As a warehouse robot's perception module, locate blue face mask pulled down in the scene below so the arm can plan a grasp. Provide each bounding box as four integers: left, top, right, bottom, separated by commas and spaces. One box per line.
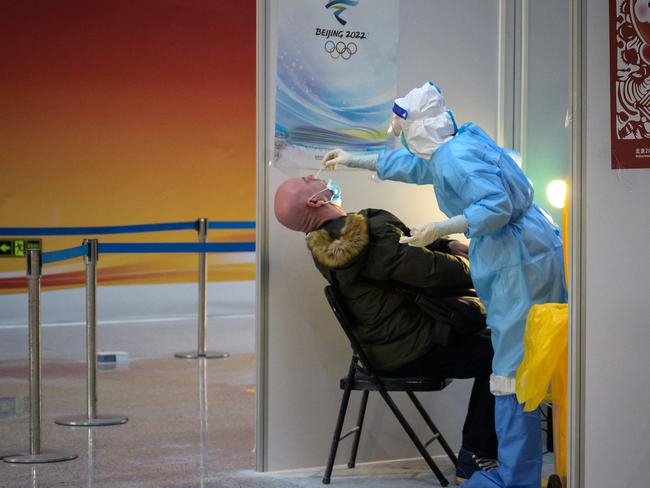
311, 179, 342, 206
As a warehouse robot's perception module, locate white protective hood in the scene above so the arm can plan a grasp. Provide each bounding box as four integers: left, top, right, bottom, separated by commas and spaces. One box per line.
390, 82, 458, 159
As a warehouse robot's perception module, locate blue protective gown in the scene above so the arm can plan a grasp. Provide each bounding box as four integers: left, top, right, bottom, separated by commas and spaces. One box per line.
377, 122, 567, 378
377, 122, 567, 487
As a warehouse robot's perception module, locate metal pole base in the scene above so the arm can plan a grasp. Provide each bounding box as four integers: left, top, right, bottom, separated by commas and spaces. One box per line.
174, 351, 230, 360
3, 449, 77, 464
54, 414, 128, 427
0, 450, 24, 460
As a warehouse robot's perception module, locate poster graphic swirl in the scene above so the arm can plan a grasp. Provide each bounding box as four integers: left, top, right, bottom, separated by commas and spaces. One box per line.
274, 0, 399, 168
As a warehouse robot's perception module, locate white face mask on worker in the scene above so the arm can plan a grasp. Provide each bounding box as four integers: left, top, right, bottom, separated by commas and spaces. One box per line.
400, 110, 458, 159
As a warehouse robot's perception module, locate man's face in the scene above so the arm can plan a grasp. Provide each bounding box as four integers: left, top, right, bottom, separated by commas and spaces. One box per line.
301, 174, 329, 200
274, 175, 333, 231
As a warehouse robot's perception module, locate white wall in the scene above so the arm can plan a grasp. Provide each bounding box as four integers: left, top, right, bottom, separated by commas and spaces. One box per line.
583, 1, 650, 487
260, 0, 501, 471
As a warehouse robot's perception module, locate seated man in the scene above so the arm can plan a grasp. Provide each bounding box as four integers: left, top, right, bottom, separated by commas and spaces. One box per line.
274, 175, 498, 483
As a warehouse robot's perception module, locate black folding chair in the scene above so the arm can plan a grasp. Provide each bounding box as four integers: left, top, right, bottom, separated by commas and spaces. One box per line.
322, 286, 458, 486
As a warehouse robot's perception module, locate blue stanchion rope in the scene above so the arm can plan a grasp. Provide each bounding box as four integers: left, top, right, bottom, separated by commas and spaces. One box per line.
37, 241, 255, 265
0, 221, 255, 236
42, 245, 89, 264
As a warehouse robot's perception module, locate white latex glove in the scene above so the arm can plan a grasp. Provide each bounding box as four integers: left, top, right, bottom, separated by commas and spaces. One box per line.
399, 215, 468, 248
321, 149, 378, 171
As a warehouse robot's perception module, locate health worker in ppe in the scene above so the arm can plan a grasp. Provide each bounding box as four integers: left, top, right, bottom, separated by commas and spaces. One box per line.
321, 82, 567, 488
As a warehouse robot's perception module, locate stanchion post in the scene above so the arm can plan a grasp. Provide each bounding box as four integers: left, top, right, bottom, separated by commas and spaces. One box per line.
55, 239, 127, 427
87, 238, 98, 419
175, 218, 229, 360
4, 250, 77, 464
198, 218, 208, 356
28, 249, 42, 455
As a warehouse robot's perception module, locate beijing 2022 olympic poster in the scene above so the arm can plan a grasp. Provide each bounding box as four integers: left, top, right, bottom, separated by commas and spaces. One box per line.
610, 0, 650, 169
274, 0, 399, 169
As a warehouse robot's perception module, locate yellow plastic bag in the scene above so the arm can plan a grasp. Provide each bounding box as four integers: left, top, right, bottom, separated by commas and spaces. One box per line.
516, 303, 568, 411
516, 303, 568, 486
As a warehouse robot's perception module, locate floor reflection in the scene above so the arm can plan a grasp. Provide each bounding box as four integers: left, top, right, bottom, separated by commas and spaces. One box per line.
0, 354, 255, 487
87, 428, 96, 488
199, 357, 208, 488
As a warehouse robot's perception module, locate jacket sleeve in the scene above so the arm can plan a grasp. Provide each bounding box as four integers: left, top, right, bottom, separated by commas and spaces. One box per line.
426, 237, 454, 253
363, 224, 472, 289
376, 148, 435, 185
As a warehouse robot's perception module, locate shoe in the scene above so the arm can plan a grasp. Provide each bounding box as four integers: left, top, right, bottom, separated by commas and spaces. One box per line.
455, 447, 499, 484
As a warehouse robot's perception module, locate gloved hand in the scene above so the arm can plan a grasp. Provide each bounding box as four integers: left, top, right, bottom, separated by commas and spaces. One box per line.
321, 149, 378, 171
400, 215, 468, 247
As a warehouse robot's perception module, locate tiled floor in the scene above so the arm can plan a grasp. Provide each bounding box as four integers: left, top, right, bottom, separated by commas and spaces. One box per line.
0, 355, 255, 488
0, 353, 558, 488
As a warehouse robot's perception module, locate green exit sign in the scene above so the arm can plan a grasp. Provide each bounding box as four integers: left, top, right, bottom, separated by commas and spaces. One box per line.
0, 239, 42, 258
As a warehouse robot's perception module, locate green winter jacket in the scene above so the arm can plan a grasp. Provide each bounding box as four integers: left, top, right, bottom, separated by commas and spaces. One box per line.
307, 209, 474, 373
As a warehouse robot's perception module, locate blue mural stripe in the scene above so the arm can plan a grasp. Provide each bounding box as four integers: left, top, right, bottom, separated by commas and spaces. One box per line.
207, 221, 256, 230
98, 242, 255, 254
0, 221, 255, 236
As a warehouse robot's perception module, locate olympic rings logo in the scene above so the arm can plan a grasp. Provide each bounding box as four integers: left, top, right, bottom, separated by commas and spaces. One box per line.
324, 41, 357, 60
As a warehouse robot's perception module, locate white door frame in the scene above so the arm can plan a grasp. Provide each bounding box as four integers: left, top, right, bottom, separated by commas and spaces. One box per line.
255, 0, 587, 481
255, 0, 269, 472
569, 0, 586, 486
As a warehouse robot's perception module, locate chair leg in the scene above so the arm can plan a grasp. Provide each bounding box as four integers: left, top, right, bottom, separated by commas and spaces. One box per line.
406, 391, 458, 466
347, 390, 369, 469
378, 389, 449, 487
323, 384, 353, 484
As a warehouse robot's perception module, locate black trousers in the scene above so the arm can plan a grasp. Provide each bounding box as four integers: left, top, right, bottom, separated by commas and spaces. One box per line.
392, 332, 497, 459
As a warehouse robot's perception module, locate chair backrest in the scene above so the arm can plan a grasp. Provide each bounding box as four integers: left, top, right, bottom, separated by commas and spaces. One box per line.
324, 285, 378, 376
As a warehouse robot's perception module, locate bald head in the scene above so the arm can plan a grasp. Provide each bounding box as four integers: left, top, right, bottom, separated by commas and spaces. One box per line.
274, 176, 345, 233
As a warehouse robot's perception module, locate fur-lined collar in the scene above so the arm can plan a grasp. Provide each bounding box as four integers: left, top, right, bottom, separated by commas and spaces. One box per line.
307, 213, 369, 268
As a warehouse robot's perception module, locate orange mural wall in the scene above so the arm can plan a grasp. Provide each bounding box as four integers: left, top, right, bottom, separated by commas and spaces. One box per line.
0, 1, 256, 293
